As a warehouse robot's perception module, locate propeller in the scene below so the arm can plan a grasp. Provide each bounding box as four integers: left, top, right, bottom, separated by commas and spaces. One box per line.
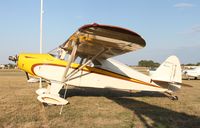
25, 72, 30, 81
8, 55, 18, 63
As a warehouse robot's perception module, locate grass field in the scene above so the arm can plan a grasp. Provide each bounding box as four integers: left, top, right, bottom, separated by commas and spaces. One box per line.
0, 69, 200, 128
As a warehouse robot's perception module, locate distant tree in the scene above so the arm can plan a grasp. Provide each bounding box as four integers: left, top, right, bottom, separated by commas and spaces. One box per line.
7, 63, 16, 69
185, 63, 196, 66
196, 62, 200, 66
182, 63, 200, 66
4, 64, 8, 68
138, 60, 160, 67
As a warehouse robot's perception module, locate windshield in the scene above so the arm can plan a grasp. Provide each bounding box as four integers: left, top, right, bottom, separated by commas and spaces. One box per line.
49, 47, 66, 59
48, 47, 101, 67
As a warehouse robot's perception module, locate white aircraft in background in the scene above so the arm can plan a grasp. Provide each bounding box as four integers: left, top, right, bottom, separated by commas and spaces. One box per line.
182, 67, 200, 80
9, 23, 182, 106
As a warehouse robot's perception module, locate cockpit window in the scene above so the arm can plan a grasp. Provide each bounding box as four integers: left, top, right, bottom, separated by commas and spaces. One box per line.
92, 60, 102, 67
49, 48, 62, 58
48, 47, 102, 67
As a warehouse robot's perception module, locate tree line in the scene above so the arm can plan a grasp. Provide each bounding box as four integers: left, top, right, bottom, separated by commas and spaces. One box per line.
137, 60, 200, 67
181, 62, 200, 66
138, 60, 160, 67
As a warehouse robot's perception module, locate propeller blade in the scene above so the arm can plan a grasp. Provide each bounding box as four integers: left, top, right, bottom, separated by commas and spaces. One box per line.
8, 55, 18, 63
25, 72, 30, 80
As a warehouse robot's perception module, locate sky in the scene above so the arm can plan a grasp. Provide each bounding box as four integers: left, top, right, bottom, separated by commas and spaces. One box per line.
0, 0, 200, 65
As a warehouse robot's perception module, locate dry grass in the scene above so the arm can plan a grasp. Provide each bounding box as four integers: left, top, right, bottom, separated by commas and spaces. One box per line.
0, 69, 200, 128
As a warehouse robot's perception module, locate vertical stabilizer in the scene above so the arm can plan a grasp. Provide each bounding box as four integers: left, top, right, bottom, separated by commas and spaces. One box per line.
151, 56, 182, 83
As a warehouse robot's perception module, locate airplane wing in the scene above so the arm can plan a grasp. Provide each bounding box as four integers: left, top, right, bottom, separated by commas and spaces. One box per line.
60, 23, 146, 59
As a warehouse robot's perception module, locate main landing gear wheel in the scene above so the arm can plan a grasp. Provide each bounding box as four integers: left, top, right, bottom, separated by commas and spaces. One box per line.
37, 94, 69, 105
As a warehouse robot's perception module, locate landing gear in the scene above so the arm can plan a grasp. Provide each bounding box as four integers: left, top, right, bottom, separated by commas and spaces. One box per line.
169, 95, 178, 100
164, 91, 178, 101
42, 102, 49, 107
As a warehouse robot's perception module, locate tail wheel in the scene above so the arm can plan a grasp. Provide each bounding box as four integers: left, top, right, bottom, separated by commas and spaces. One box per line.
164, 92, 178, 100
170, 95, 178, 100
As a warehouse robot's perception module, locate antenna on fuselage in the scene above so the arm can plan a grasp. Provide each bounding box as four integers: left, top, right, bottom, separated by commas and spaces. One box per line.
39, 0, 44, 88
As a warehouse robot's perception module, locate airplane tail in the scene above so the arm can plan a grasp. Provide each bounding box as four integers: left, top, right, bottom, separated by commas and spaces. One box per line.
151, 55, 182, 92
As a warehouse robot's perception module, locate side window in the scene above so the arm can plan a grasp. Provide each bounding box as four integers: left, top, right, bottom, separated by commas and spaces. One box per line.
93, 60, 102, 67
49, 48, 101, 67
49, 48, 60, 58
74, 56, 83, 64
49, 48, 67, 60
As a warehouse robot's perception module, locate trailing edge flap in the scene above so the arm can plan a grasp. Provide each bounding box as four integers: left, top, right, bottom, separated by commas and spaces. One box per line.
151, 55, 182, 83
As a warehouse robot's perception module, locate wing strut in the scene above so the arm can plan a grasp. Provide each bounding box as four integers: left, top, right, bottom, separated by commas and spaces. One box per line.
61, 40, 78, 82
59, 47, 107, 115
64, 48, 107, 82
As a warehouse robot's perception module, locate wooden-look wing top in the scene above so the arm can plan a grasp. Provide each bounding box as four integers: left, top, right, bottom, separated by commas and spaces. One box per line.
60, 23, 146, 59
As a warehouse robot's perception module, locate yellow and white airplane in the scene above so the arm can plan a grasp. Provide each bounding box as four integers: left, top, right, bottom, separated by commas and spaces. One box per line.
9, 23, 182, 105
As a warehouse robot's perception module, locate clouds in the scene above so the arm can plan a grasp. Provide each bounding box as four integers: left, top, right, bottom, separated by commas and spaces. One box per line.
191, 25, 200, 34
173, 3, 194, 8
179, 25, 200, 35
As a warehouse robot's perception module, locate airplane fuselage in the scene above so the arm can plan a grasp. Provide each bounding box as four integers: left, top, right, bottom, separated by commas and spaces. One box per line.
17, 53, 167, 92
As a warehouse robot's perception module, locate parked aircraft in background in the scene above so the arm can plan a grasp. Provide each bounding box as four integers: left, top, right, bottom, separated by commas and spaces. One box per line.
182, 67, 200, 80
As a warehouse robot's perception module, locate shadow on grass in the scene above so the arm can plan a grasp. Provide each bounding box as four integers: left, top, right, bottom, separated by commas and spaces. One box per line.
107, 97, 200, 128
61, 87, 200, 128
60, 87, 166, 98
